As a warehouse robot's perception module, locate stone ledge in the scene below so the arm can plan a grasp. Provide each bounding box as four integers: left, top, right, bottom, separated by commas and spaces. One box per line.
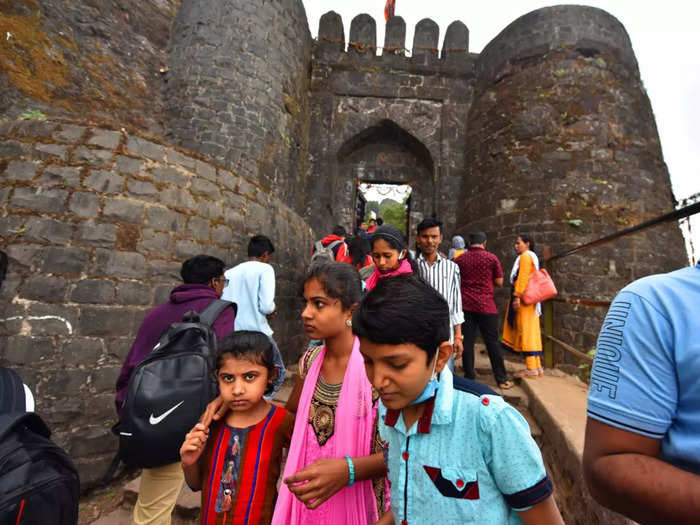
517, 373, 635, 524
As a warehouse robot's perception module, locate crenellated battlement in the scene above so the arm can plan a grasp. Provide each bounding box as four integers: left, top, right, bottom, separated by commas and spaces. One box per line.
315, 11, 472, 71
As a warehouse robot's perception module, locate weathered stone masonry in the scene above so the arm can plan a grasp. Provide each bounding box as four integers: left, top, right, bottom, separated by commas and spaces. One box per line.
0, 119, 312, 484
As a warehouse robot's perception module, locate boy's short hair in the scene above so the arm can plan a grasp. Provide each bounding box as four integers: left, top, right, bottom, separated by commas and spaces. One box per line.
216, 331, 277, 395
248, 235, 275, 257
416, 218, 442, 234
180, 255, 225, 284
469, 231, 487, 245
353, 275, 450, 363
332, 225, 347, 237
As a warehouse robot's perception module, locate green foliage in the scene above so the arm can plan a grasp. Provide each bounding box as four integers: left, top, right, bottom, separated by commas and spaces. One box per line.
367, 196, 408, 235
19, 109, 47, 120
568, 218, 583, 227
578, 348, 597, 382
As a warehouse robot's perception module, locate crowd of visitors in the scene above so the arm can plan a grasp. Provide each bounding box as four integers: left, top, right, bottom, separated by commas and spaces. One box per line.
2, 209, 697, 525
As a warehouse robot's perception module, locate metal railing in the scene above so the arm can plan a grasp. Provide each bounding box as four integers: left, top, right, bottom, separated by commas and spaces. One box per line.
541, 200, 700, 369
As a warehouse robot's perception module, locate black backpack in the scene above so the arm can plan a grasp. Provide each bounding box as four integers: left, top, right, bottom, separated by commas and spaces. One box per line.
0, 410, 80, 525
110, 299, 234, 472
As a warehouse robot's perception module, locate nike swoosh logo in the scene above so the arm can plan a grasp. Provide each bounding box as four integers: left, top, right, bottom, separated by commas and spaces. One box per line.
149, 400, 184, 425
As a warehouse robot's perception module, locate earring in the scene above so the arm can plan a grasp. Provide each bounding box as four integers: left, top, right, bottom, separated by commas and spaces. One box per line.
345, 319, 352, 327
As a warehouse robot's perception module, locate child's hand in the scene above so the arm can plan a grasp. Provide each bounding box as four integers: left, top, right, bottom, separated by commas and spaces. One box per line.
284, 458, 349, 509
180, 423, 209, 467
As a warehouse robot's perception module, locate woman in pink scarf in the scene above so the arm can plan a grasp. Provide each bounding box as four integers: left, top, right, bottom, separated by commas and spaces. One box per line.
272, 262, 387, 524
365, 225, 415, 291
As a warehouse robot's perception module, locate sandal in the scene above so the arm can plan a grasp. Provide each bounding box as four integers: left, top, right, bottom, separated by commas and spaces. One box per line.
498, 380, 515, 390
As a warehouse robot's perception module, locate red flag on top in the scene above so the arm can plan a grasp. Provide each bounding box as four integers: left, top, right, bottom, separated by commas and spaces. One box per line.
384, 0, 396, 21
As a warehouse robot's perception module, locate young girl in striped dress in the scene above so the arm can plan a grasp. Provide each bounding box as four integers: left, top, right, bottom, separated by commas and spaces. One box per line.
180, 331, 293, 524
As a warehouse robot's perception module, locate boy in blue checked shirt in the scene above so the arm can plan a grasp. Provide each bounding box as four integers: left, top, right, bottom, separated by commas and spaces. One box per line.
353, 276, 563, 525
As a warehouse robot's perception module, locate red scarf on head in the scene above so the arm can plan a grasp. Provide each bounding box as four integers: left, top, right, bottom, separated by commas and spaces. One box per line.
365, 258, 412, 290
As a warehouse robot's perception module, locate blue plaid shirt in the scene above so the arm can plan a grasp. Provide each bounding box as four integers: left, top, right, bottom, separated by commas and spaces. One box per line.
379, 367, 552, 524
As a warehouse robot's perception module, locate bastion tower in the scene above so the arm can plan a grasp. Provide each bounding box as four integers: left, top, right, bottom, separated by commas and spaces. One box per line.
0, 0, 687, 486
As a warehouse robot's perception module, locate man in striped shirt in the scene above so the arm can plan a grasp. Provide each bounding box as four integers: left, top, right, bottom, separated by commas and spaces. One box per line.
416, 218, 464, 366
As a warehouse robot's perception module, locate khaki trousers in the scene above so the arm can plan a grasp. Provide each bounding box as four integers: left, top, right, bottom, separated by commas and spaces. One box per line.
133, 462, 184, 525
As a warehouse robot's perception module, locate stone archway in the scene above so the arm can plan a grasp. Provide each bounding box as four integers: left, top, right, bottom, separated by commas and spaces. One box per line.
335, 119, 434, 244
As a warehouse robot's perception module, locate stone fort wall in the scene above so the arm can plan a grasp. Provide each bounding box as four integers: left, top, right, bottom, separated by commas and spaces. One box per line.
0, 119, 312, 485
458, 5, 687, 356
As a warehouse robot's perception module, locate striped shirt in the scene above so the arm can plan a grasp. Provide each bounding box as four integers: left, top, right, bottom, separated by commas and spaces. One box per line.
416, 253, 465, 341
200, 405, 294, 524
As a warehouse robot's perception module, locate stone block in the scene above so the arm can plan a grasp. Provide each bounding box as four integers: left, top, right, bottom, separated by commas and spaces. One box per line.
83, 393, 118, 422
0, 273, 21, 303
34, 142, 68, 160
42, 246, 90, 274
116, 281, 151, 305
146, 206, 186, 231
3, 336, 55, 366
126, 136, 166, 162
45, 369, 91, 397
106, 337, 132, 360
5, 244, 44, 270
148, 259, 181, 282
85, 170, 123, 193
10, 187, 69, 213
349, 14, 376, 54
70, 426, 115, 457
71, 279, 116, 303
77, 222, 116, 246
26, 302, 79, 336
212, 225, 233, 246
222, 191, 246, 210
154, 284, 172, 305
191, 177, 221, 199
175, 240, 204, 259
195, 159, 216, 182
73, 146, 113, 166
88, 129, 121, 150
19, 275, 68, 302
186, 216, 210, 240
93, 249, 146, 279
0, 140, 28, 158
69, 192, 101, 217
89, 365, 121, 393
53, 124, 87, 142
160, 187, 196, 210
103, 197, 145, 223
138, 228, 174, 253
196, 198, 223, 219
79, 306, 134, 336
165, 148, 197, 170
127, 178, 158, 197
115, 155, 144, 174
152, 165, 190, 186
40, 165, 81, 187
62, 338, 104, 366
5, 160, 40, 181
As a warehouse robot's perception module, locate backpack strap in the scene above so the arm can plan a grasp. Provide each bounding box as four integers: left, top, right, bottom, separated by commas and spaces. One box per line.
0, 412, 51, 443
199, 299, 236, 327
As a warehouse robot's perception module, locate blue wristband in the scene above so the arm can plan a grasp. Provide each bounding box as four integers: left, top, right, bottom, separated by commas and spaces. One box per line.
345, 456, 355, 486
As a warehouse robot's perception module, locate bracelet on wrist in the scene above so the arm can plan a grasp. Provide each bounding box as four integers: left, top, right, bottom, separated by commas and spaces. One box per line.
345, 456, 355, 486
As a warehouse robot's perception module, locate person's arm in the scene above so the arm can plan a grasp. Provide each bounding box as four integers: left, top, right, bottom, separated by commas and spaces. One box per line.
494, 277, 503, 287
493, 256, 504, 288
284, 452, 386, 509
583, 418, 700, 524
285, 376, 304, 415
513, 253, 533, 297
258, 265, 276, 315
450, 264, 464, 357
179, 422, 209, 491
375, 508, 394, 525
517, 497, 564, 525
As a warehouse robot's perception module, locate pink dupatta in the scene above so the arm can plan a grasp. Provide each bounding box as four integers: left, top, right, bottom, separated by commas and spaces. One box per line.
364, 258, 413, 291
272, 337, 377, 524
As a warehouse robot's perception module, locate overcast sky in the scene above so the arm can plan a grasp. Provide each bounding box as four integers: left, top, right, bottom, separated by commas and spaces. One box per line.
302, 1, 700, 260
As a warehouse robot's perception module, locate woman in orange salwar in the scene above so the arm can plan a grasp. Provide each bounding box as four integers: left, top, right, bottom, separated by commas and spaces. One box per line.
502, 234, 543, 378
